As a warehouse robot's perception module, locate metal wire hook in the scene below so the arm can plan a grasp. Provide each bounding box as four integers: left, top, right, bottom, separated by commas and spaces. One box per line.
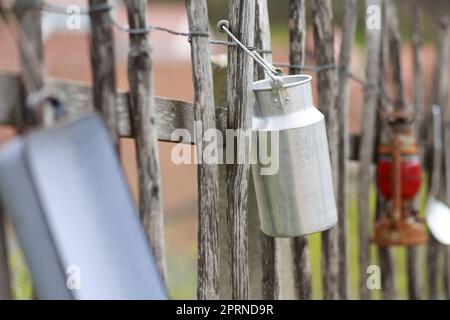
216, 20, 282, 83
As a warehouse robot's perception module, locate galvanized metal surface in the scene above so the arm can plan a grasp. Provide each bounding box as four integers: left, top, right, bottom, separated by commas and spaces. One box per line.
251, 75, 337, 237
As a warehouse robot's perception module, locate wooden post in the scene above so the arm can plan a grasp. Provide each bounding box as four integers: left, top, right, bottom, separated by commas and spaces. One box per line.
358, 0, 382, 300
0, 212, 10, 300
15, 0, 44, 125
125, 0, 167, 286
336, 0, 357, 300
311, 0, 339, 300
185, 0, 220, 299
289, 0, 307, 71
289, 0, 312, 300
377, 1, 407, 300
427, 16, 450, 301
376, 1, 398, 300
226, 0, 255, 300
441, 16, 450, 301
389, 3, 404, 112
15, 0, 45, 300
16, 1, 43, 87
213, 59, 265, 300
0, 0, 45, 300
407, 2, 424, 301
88, 0, 119, 147
427, 104, 443, 300
412, 4, 424, 141
255, 0, 281, 300
434, 16, 450, 300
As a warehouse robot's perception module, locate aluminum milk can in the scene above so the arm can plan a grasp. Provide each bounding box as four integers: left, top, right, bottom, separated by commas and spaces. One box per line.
216, 19, 337, 238
252, 74, 337, 237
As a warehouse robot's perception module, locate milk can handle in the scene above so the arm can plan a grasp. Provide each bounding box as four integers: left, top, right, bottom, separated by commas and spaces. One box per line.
217, 20, 283, 85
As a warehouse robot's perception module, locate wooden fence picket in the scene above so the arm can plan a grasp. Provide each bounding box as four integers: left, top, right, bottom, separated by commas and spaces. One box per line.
336, 0, 357, 300
358, 0, 382, 300
255, 0, 281, 301
289, 0, 312, 300
16, 0, 45, 300
226, 0, 255, 300
426, 15, 450, 301
0, 0, 448, 301
376, 0, 397, 301
311, 0, 340, 300
125, 0, 167, 285
185, 0, 220, 300
408, 3, 424, 301
88, 0, 119, 148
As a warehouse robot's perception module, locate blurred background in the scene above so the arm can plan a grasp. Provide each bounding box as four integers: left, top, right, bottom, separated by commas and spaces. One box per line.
0, 0, 449, 299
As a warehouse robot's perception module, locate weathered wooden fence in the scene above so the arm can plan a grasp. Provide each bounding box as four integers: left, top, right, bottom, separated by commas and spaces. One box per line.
0, 0, 449, 300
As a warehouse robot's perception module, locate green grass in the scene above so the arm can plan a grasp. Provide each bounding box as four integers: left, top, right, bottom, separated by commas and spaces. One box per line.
8, 241, 32, 299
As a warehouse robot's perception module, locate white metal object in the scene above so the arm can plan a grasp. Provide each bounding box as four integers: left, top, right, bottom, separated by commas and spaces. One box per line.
426, 197, 450, 245
252, 75, 337, 237
0, 113, 166, 299
425, 105, 450, 246
217, 19, 337, 237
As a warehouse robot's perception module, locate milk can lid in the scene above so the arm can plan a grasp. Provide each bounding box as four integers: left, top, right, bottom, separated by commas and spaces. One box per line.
253, 74, 312, 92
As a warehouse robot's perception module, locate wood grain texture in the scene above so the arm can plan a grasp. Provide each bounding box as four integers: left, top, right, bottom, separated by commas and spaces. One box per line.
15, 0, 44, 93
88, 0, 118, 147
434, 16, 450, 300
376, 1, 397, 300
255, 0, 281, 300
312, 0, 339, 300
185, 0, 220, 300
408, 3, 424, 301
291, 236, 311, 299
15, 0, 44, 300
214, 59, 264, 300
426, 15, 450, 301
358, 0, 382, 300
126, 0, 167, 286
260, 234, 280, 299
0, 71, 366, 160
289, 0, 306, 72
388, 3, 404, 112
445, 229, 450, 298
377, 245, 397, 299
335, 0, 356, 300
0, 0, 45, 301
438, 23, 450, 300
412, 4, 425, 142
427, 104, 443, 300
388, 2, 404, 300
289, 0, 312, 300
226, 0, 255, 300
0, 72, 229, 143
0, 70, 374, 164
406, 246, 422, 300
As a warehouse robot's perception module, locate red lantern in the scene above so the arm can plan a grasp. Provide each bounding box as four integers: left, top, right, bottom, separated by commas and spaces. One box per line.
376, 135, 421, 201
373, 115, 427, 247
